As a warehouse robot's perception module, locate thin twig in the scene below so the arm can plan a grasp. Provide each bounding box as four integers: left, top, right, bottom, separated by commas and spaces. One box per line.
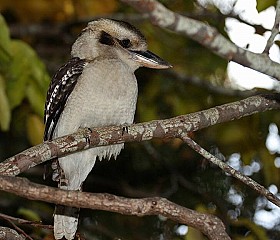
264, 0, 280, 54
3, 218, 34, 240
179, 133, 280, 207
0, 213, 53, 229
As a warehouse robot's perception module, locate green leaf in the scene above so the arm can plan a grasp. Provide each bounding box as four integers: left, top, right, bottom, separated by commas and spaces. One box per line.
18, 207, 41, 221
0, 16, 50, 114
6, 40, 34, 109
0, 14, 11, 67
6, 40, 50, 111
256, 0, 276, 12
0, 75, 11, 131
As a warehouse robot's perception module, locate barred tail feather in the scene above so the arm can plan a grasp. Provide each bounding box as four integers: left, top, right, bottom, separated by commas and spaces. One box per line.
54, 205, 79, 240
53, 165, 80, 240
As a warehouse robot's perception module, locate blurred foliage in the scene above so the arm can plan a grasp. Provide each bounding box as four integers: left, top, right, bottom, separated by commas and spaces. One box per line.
256, 0, 277, 12
0, 0, 118, 22
0, 0, 280, 240
0, 14, 49, 157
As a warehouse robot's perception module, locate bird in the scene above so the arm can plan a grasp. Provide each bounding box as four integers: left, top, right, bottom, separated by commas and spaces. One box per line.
44, 18, 171, 240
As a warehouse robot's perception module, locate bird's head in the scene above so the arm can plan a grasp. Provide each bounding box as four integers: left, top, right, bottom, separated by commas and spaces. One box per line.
71, 18, 172, 71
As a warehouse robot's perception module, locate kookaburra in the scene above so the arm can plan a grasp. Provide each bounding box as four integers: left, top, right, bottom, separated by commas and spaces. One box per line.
44, 18, 171, 240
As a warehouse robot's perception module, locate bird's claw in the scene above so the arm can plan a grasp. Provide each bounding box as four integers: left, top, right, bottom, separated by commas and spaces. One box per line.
122, 125, 129, 136
84, 128, 92, 145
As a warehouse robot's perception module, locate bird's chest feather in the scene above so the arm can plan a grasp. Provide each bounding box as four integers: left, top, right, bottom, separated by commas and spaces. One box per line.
55, 60, 138, 137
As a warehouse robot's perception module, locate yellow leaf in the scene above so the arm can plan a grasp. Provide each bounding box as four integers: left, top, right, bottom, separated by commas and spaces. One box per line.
260, 148, 280, 185
26, 114, 44, 145
0, 75, 11, 131
185, 227, 204, 240
0, 14, 11, 64
232, 217, 268, 239
18, 207, 41, 221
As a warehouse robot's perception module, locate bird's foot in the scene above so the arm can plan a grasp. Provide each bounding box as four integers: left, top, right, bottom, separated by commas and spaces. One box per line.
85, 128, 92, 145
78, 127, 92, 146
51, 159, 60, 182
121, 124, 129, 136
86, 127, 92, 133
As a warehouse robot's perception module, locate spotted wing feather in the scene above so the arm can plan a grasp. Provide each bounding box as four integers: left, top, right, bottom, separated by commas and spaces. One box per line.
44, 57, 87, 141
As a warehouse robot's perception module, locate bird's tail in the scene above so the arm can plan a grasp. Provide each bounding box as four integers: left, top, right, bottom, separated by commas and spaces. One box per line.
54, 205, 79, 240
53, 161, 80, 240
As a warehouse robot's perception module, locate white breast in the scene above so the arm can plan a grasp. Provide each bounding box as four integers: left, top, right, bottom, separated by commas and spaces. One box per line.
54, 58, 138, 190
56, 59, 138, 135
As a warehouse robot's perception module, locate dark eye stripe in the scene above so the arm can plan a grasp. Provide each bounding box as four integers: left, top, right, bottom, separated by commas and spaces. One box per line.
99, 31, 114, 45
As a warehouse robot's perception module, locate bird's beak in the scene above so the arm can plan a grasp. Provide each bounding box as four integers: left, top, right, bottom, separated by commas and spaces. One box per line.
130, 50, 172, 69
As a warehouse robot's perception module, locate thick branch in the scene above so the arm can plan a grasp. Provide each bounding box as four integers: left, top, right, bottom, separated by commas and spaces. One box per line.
0, 175, 230, 240
120, 0, 280, 80
0, 94, 279, 176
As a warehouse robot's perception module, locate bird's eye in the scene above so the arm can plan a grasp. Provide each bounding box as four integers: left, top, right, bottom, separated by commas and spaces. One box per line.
120, 39, 132, 48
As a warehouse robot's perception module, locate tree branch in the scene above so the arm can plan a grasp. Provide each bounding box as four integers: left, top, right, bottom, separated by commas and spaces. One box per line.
0, 175, 230, 240
2, 219, 33, 240
264, 0, 280, 54
179, 133, 280, 207
0, 94, 279, 238
120, 0, 280, 80
0, 94, 279, 177
0, 213, 53, 230
0, 226, 25, 240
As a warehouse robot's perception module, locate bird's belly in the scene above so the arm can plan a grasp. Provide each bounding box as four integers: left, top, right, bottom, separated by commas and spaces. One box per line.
53, 60, 138, 190
55, 90, 136, 140
59, 144, 124, 190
